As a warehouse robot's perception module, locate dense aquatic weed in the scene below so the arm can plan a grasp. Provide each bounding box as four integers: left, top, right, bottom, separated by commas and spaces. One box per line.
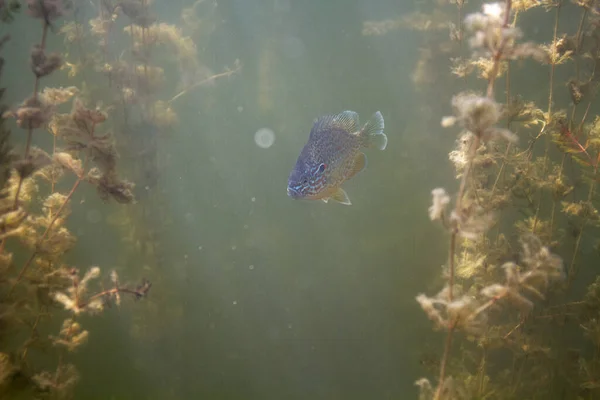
416, 4, 564, 398
9, 0, 66, 211
0, 98, 143, 395
0, 2, 155, 398
365, 0, 600, 397
392, 1, 579, 398
33, 2, 240, 396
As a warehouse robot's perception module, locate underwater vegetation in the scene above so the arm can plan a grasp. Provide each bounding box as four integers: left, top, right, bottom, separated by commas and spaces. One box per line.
362, 0, 600, 398
0, 0, 146, 397
0, 0, 239, 397
10, 0, 600, 397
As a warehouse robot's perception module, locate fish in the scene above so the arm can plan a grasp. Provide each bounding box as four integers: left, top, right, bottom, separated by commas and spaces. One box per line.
287, 110, 387, 205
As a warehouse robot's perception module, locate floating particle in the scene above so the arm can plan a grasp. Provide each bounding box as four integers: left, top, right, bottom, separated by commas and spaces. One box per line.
198, 245, 203, 250
231, 245, 237, 251
86, 209, 102, 224
251, 197, 256, 202
232, 300, 237, 305
254, 128, 275, 149
249, 265, 254, 270
185, 212, 195, 223
237, 106, 243, 112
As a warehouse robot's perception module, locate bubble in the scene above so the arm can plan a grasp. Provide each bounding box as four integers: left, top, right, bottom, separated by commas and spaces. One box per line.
185, 212, 195, 224
282, 35, 305, 59
254, 128, 275, 149
86, 209, 102, 224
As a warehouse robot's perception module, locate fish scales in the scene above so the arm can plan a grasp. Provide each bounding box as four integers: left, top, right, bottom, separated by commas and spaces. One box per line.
287, 110, 387, 206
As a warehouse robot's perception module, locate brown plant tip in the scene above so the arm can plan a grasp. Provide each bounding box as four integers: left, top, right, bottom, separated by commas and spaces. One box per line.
13, 147, 52, 179
567, 79, 587, 105
134, 278, 151, 299
32, 363, 79, 394
30, 45, 62, 78
11, 95, 54, 129
86, 168, 135, 204
0, 34, 10, 50
53, 152, 83, 177
117, 0, 143, 18
0, 205, 27, 240
26, 0, 66, 22
72, 98, 107, 125
117, 0, 156, 27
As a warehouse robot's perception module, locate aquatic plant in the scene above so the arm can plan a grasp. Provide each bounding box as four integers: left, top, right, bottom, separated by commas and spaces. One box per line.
380, 0, 600, 397
53, 3, 242, 393
9, 0, 66, 210
0, 1, 151, 397
0, 0, 21, 23
412, 4, 569, 399
0, 34, 14, 192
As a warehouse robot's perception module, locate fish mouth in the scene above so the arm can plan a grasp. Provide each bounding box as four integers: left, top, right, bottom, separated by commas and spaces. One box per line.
287, 186, 301, 198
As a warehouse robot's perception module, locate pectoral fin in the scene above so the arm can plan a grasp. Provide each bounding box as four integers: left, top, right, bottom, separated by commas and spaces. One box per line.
331, 188, 352, 205
347, 152, 367, 179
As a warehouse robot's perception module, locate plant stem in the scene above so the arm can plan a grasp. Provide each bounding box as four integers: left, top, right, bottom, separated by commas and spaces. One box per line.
477, 346, 487, 396
20, 307, 45, 361
566, 174, 596, 289
533, 2, 562, 235
168, 65, 242, 105
434, 322, 456, 400
9, 173, 84, 295
13, 21, 49, 210
434, 3, 512, 398
78, 287, 142, 308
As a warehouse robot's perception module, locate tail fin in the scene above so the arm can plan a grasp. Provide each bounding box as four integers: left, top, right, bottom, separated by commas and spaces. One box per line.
362, 111, 387, 150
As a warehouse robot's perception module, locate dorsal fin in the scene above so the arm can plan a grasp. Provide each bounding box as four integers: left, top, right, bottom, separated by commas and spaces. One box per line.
332, 111, 360, 132
309, 111, 360, 138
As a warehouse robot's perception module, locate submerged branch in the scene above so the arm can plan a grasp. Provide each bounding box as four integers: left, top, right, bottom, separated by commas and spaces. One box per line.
168, 60, 242, 105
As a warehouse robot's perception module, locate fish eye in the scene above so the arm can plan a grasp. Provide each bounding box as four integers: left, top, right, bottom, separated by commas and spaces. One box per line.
318, 163, 326, 173
302, 179, 308, 184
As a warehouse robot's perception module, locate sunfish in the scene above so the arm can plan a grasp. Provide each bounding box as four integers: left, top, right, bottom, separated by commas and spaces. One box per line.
287, 110, 387, 205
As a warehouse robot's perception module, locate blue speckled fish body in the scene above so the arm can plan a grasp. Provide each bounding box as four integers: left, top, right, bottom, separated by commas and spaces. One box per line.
287, 110, 387, 205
